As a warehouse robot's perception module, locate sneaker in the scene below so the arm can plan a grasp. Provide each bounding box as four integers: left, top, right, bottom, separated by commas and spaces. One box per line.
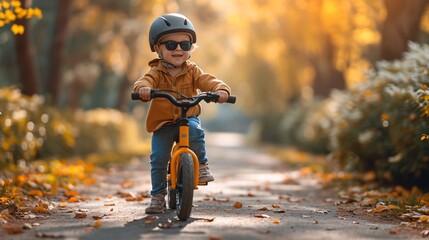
199, 163, 214, 183
145, 193, 166, 214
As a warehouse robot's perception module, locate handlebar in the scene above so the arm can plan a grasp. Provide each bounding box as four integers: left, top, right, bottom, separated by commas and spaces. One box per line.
131, 89, 236, 108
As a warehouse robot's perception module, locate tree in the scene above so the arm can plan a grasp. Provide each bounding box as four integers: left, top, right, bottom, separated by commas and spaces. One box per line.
0, 0, 43, 96
47, 0, 71, 104
381, 0, 429, 60
15, 0, 37, 95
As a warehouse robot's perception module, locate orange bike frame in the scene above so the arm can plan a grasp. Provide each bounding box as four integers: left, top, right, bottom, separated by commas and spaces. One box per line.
169, 125, 200, 190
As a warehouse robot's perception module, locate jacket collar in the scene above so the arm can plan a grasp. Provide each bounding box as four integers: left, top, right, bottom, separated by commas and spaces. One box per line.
148, 58, 194, 74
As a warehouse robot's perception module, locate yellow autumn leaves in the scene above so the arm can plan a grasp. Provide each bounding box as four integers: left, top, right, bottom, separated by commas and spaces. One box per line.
0, 160, 95, 218
0, 0, 43, 35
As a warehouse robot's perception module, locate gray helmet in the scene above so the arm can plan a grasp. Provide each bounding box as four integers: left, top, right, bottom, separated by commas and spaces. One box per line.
149, 13, 197, 52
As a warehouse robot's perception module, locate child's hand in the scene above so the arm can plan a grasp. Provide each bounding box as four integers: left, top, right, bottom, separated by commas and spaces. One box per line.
216, 90, 229, 103
138, 87, 152, 101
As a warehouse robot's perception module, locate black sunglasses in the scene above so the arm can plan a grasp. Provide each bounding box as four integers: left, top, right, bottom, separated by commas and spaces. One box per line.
160, 40, 193, 51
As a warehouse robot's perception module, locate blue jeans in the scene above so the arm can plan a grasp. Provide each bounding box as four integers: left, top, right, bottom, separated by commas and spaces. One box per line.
149, 117, 208, 196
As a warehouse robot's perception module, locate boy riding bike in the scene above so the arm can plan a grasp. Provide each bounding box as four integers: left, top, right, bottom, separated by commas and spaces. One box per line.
133, 13, 232, 214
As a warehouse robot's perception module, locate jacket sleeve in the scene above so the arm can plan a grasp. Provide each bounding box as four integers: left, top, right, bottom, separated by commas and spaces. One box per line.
193, 65, 231, 94
133, 68, 158, 92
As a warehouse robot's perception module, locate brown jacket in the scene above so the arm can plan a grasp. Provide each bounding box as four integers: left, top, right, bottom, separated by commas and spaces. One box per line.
133, 58, 231, 132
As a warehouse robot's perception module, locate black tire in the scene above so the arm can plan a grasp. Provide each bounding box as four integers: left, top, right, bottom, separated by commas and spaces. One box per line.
176, 153, 194, 221
167, 162, 177, 209
168, 182, 176, 209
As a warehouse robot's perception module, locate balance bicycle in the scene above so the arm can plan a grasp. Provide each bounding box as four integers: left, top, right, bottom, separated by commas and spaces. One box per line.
132, 89, 236, 220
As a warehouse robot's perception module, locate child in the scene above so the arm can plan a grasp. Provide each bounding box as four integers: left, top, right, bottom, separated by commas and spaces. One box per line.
133, 13, 232, 214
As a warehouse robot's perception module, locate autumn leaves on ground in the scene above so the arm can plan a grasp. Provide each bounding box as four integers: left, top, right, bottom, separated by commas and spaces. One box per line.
1, 144, 429, 238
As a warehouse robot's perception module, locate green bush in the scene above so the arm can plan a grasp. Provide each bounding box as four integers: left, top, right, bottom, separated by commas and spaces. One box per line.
0, 87, 147, 166
329, 42, 429, 188
279, 98, 332, 154
278, 42, 429, 189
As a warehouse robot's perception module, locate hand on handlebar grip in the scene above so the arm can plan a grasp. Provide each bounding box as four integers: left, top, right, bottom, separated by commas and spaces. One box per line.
138, 87, 151, 101
216, 90, 229, 103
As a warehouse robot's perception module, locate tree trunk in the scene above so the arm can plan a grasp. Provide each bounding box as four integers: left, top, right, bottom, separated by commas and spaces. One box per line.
48, 0, 72, 104
15, 0, 37, 96
381, 0, 429, 60
311, 35, 346, 98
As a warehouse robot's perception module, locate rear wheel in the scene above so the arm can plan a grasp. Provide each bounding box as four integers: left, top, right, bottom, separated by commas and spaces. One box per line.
176, 153, 194, 221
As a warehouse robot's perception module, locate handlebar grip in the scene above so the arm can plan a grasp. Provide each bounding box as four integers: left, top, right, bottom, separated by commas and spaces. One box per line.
131, 92, 140, 100
227, 95, 236, 104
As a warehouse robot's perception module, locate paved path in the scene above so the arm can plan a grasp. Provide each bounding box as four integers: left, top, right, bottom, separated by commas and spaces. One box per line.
3, 133, 420, 240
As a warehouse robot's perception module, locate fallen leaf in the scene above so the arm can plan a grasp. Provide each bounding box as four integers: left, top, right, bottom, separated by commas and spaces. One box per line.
418, 215, 429, 223
74, 212, 87, 219
58, 204, 67, 208
272, 204, 281, 208
104, 203, 115, 206
119, 192, 134, 198
93, 220, 101, 228
213, 197, 230, 202
421, 230, 429, 237
254, 214, 270, 218
28, 190, 43, 198
233, 202, 243, 208
84, 178, 96, 185
126, 197, 144, 202
387, 205, 400, 210
121, 179, 134, 189
68, 197, 79, 203
360, 198, 377, 206
373, 205, 388, 213
203, 217, 215, 222
272, 209, 286, 213
65, 190, 79, 197
3, 225, 23, 234
282, 177, 299, 185
208, 237, 223, 240
272, 219, 280, 224
33, 205, 49, 214
258, 207, 269, 211
92, 214, 107, 220
0, 210, 13, 220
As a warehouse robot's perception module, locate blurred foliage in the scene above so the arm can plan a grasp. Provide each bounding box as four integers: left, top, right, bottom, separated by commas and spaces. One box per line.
280, 42, 429, 189
0, 158, 96, 219
0, 0, 42, 35
0, 86, 149, 167
279, 98, 332, 154
2, 0, 427, 111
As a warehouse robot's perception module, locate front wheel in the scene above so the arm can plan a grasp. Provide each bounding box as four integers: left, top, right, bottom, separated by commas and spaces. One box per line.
167, 180, 176, 209
176, 153, 194, 221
